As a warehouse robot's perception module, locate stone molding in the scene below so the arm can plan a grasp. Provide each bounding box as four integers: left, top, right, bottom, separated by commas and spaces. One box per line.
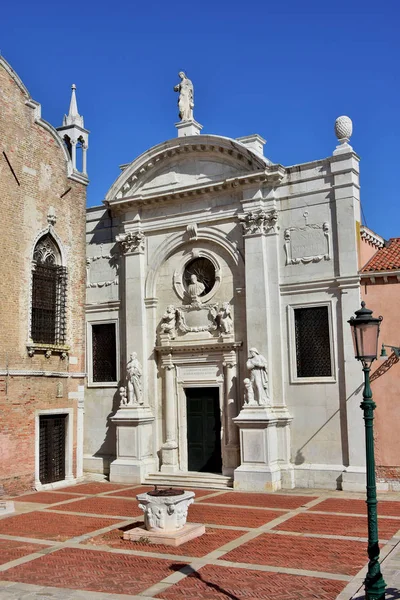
284, 222, 331, 265
360, 226, 385, 249
156, 340, 242, 355
0, 369, 86, 378
239, 209, 278, 236
145, 227, 243, 300
116, 230, 145, 254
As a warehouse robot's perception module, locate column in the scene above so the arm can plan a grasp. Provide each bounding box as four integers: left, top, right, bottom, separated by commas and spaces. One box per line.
71, 139, 77, 170
82, 144, 87, 175
161, 359, 179, 472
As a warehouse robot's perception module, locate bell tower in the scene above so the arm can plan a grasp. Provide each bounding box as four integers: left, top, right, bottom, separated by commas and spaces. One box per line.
57, 84, 89, 175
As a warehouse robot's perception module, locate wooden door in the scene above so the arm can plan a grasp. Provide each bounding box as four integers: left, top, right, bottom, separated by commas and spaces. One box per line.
186, 388, 222, 473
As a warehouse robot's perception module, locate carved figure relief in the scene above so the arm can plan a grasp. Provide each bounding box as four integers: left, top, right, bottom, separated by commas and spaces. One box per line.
116, 231, 145, 254
246, 348, 269, 405
159, 300, 234, 341
213, 302, 233, 334
160, 305, 179, 339
187, 274, 205, 304
119, 386, 128, 407
239, 209, 278, 236
243, 377, 256, 406
284, 222, 331, 265
126, 352, 143, 405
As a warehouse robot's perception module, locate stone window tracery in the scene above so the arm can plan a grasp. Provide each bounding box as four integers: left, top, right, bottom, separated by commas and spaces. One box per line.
31, 234, 67, 346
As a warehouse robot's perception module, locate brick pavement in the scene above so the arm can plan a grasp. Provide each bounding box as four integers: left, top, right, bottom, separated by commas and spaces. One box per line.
1, 481, 400, 599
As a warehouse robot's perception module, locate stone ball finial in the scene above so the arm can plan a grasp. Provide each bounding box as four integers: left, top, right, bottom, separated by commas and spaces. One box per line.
334, 115, 353, 142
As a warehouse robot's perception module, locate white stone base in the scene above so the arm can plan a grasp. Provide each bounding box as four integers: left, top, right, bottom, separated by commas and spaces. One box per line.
233, 406, 287, 492
341, 466, 367, 492
234, 465, 281, 492
110, 406, 156, 484
109, 458, 156, 484
83, 454, 112, 475
123, 522, 205, 546
294, 463, 345, 490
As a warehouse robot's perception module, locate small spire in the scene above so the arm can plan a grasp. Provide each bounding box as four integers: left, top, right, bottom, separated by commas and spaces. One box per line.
63, 83, 84, 128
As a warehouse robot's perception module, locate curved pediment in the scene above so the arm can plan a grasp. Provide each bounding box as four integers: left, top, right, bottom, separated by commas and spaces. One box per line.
106, 135, 268, 205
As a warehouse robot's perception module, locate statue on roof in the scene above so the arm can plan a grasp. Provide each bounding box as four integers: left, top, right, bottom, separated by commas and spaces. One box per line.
174, 71, 194, 121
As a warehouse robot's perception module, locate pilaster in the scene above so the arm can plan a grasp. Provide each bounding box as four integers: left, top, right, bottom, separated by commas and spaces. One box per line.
330, 149, 365, 490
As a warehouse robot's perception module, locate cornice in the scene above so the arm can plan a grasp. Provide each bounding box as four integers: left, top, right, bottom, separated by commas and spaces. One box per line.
360, 226, 385, 249
155, 340, 243, 355
0, 370, 86, 378
107, 166, 285, 213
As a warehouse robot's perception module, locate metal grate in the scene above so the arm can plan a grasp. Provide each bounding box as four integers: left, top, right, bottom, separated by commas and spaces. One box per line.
39, 415, 67, 485
31, 264, 67, 344
294, 306, 332, 378
92, 323, 117, 382
184, 258, 216, 296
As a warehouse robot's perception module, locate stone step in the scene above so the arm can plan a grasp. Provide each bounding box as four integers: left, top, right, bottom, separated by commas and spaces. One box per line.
143, 472, 233, 490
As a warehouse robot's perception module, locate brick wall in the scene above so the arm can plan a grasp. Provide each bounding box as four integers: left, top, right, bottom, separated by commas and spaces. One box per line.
0, 58, 87, 495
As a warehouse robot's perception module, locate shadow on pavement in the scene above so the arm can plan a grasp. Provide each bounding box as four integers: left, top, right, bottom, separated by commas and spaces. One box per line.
170, 563, 240, 600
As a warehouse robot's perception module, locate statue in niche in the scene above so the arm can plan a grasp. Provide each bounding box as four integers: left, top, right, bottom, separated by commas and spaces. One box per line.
216, 302, 233, 334
187, 274, 205, 304
126, 352, 143, 405
174, 71, 194, 121
161, 305, 178, 338
243, 377, 256, 406
246, 347, 269, 405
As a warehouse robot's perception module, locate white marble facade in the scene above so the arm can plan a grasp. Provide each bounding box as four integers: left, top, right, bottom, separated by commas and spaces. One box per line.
84, 108, 365, 491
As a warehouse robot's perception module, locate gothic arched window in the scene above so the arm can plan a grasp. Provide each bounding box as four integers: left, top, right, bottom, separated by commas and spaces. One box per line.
31, 234, 67, 345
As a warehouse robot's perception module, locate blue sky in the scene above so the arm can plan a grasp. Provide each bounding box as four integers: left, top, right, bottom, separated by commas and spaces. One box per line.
1, 0, 399, 239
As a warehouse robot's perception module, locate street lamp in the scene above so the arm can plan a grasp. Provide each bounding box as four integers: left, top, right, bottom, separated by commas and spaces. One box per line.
348, 301, 386, 600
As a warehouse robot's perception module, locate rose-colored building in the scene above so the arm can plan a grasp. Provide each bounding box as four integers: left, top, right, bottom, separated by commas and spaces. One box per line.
359, 227, 400, 489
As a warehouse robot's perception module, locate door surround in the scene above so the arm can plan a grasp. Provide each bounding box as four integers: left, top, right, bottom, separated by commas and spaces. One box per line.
35, 408, 74, 490
175, 359, 224, 472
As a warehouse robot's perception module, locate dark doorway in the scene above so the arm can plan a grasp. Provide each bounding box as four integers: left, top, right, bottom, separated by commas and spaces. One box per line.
186, 387, 222, 473
39, 414, 67, 484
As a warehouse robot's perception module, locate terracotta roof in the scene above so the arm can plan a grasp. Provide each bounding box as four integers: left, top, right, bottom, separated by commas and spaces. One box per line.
361, 238, 400, 272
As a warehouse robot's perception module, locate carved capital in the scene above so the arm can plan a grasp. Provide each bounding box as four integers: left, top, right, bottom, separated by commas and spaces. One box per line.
116, 230, 145, 254
239, 209, 278, 236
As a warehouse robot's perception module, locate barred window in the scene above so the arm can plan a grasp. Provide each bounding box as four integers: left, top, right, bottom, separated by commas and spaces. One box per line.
31, 235, 67, 345
92, 323, 117, 383
294, 306, 332, 378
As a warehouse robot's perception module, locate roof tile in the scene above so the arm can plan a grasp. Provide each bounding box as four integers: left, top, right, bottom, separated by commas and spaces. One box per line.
361, 238, 400, 272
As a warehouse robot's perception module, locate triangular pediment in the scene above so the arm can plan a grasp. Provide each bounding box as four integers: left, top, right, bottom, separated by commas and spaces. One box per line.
106, 135, 268, 204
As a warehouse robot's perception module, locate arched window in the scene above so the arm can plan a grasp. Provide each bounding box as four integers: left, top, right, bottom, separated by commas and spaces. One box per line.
31, 234, 67, 345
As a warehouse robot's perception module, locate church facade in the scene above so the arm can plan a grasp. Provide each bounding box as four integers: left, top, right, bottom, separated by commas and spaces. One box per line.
84, 83, 367, 492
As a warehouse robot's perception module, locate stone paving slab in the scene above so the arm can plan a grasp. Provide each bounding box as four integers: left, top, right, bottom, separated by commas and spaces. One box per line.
13, 492, 82, 504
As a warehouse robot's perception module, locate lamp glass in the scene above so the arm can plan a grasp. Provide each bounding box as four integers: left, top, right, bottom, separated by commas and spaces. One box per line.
351, 320, 380, 364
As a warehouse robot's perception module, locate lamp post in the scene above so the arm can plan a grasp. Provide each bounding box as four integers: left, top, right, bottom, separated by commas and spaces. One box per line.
348, 301, 386, 600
